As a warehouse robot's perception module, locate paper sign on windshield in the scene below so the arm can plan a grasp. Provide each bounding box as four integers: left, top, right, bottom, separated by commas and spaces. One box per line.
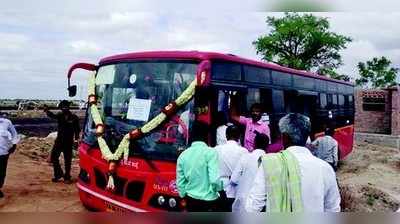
127, 98, 152, 121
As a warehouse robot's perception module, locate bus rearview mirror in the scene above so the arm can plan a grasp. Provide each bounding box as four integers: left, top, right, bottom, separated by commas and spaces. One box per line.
68, 85, 77, 97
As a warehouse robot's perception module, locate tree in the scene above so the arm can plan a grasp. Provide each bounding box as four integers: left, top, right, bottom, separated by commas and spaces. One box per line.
317, 67, 351, 82
253, 13, 352, 79
355, 57, 399, 88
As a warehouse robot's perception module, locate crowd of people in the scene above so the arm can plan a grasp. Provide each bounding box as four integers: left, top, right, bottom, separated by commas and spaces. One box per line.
0, 99, 342, 212
176, 102, 342, 212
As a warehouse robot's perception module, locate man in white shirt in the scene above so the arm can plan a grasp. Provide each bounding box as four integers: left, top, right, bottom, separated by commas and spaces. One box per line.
0, 114, 20, 198
231, 133, 269, 212
215, 125, 248, 211
245, 113, 340, 212
215, 111, 228, 146
310, 127, 339, 171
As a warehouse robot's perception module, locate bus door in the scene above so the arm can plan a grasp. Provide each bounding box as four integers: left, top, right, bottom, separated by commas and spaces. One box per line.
209, 84, 247, 146
296, 91, 318, 116
284, 90, 319, 137
295, 90, 319, 138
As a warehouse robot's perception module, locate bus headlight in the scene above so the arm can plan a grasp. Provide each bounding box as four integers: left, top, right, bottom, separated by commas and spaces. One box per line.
157, 196, 165, 205
168, 198, 177, 208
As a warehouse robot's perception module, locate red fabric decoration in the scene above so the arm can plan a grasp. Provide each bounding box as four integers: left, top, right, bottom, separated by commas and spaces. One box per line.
162, 101, 178, 117
129, 129, 143, 139
95, 124, 105, 136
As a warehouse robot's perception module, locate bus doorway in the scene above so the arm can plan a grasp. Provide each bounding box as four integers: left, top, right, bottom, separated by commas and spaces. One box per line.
296, 94, 317, 117
297, 93, 319, 137
209, 86, 247, 146
210, 85, 274, 149
285, 91, 319, 138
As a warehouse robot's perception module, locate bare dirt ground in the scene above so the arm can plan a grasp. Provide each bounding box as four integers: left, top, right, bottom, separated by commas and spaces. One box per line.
338, 141, 400, 212
0, 109, 399, 212
1, 136, 399, 212
0, 137, 85, 212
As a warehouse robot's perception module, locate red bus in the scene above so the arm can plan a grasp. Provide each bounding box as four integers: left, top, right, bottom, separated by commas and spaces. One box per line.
67, 51, 354, 212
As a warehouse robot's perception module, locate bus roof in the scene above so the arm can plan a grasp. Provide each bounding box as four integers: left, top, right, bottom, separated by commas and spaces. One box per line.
99, 51, 354, 86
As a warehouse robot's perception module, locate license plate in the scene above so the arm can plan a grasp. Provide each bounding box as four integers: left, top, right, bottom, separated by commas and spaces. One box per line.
104, 201, 126, 213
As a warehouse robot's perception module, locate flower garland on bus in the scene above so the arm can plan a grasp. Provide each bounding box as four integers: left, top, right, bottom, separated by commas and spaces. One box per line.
87, 72, 205, 191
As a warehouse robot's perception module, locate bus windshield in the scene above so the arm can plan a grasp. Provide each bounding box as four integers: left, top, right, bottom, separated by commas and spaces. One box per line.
83, 60, 197, 161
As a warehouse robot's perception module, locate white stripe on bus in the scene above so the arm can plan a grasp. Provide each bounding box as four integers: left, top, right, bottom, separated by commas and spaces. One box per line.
77, 183, 147, 212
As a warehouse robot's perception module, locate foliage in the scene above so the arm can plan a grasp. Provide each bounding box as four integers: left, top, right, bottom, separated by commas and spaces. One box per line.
317, 67, 351, 82
355, 57, 399, 88
253, 13, 352, 80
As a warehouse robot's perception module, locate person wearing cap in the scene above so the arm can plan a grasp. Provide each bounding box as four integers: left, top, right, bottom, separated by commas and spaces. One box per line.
0, 113, 19, 198
44, 100, 80, 184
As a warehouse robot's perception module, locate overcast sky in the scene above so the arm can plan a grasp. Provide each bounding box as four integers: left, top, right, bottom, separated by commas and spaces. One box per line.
0, 1, 399, 99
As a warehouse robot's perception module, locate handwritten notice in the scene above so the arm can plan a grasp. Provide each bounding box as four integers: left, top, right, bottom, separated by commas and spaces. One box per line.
127, 98, 152, 121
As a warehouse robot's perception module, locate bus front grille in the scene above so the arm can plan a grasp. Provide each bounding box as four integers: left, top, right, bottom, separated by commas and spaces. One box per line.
93, 167, 107, 190
126, 181, 146, 202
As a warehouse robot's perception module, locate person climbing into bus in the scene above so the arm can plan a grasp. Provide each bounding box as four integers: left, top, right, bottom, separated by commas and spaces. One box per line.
245, 113, 340, 212
214, 124, 248, 211
44, 100, 80, 184
230, 133, 269, 212
310, 127, 339, 171
176, 122, 223, 212
229, 93, 270, 151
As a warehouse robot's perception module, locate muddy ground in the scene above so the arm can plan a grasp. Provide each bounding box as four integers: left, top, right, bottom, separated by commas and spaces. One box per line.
0, 110, 399, 212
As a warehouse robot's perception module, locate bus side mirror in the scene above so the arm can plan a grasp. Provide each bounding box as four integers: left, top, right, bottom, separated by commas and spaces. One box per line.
68, 85, 77, 97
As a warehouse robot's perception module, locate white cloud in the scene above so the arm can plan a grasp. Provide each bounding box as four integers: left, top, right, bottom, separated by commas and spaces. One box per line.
0, 9, 399, 99
0, 33, 30, 52
69, 40, 102, 55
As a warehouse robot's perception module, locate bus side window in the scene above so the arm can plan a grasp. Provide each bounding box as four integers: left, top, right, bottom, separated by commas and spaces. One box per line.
327, 94, 333, 109
320, 93, 327, 109
338, 95, 345, 107
247, 88, 273, 121
283, 90, 296, 113
260, 89, 273, 115
273, 90, 285, 113
246, 88, 261, 114
332, 94, 338, 108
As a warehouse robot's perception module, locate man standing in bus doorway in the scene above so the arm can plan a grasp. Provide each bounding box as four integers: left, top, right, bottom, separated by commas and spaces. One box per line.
44, 100, 80, 184
176, 122, 223, 212
245, 113, 340, 212
214, 125, 248, 211
0, 113, 19, 198
230, 94, 270, 151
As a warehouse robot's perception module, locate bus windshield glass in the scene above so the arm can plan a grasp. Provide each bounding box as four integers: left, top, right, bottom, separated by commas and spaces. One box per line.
83, 60, 197, 161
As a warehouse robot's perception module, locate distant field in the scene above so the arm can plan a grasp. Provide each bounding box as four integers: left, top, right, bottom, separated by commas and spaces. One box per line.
0, 99, 83, 110
2, 109, 86, 137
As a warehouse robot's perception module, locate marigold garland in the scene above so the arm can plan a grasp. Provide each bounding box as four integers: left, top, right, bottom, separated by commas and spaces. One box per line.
87, 72, 200, 190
